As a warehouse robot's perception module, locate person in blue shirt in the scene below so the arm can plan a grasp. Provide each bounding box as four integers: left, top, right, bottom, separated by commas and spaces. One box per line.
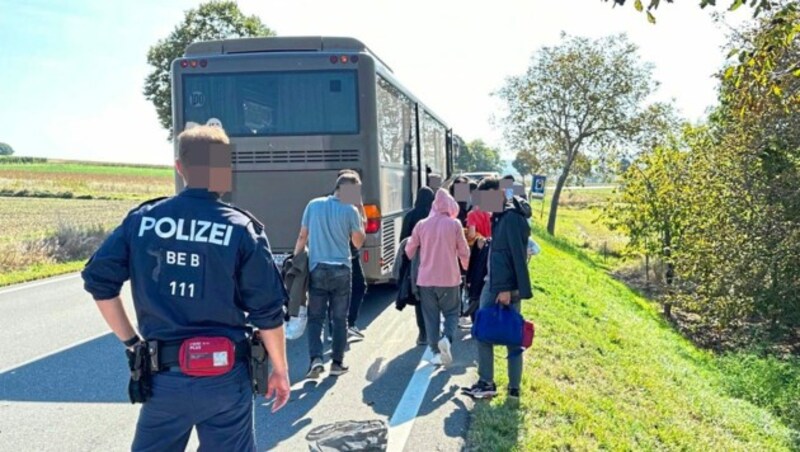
81, 125, 290, 452
293, 172, 366, 379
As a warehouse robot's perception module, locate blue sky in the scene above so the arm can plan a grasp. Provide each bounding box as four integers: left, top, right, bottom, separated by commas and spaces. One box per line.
1, 0, 742, 165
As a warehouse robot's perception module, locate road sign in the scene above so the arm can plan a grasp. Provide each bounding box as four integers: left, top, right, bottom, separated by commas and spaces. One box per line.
531, 175, 546, 199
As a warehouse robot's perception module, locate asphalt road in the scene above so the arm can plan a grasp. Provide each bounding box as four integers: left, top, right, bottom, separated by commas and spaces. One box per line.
0, 274, 477, 451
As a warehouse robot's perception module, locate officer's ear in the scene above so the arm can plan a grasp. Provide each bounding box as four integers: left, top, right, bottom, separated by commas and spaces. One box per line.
175, 159, 186, 180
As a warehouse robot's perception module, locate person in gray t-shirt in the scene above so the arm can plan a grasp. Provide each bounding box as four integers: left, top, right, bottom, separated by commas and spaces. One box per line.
294, 173, 366, 378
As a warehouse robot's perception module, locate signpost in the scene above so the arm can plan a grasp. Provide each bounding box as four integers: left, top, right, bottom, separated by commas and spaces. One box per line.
531, 174, 546, 219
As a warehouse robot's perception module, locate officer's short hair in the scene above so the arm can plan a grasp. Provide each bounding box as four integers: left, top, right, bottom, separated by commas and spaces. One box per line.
335, 172, 361, 191
177, 126, 230, 163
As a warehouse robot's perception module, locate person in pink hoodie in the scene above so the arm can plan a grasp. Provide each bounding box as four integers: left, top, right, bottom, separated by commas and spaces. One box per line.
405, 188, 470, 366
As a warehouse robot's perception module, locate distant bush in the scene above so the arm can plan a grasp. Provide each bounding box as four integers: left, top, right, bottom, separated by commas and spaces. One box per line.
0, 189, 107, 200
717, 352, 800, 432
46, 222, 109, 262
0, 156, 47, 164
0, 223, 111, 274
0, 143, 14, 156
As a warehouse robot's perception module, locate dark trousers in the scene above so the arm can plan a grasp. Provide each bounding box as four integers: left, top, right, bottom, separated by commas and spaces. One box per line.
415, 303, 426, 339
308, 263, 351, 364
132, 363, 254, 452
347, 254, 367, 327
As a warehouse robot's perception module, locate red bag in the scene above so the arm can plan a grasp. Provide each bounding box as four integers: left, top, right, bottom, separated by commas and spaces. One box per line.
179, 337, 235, 377
522, 320, 535, 349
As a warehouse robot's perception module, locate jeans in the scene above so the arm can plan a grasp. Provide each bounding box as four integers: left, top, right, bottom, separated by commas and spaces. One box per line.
347, 254, 367, 327
308, 263, 351, 364
132, 363, 254, 452
418, 286, 460, 354
476, 284, 523, 389
415, 303, 426, 340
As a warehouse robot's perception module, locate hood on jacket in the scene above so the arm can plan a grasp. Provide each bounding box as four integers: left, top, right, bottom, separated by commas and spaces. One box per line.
413, 187, 435, 214
431, 188, 460, 219
494, 195, 533, 222
511, 196, 532, 219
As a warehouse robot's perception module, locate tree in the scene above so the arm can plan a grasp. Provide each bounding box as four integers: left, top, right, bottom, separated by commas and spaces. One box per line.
603, 0, 799, 114
512, 148, 541, 182
144, 1, 274, 137
498, 34, 657, 235
602, 0, 779, 23
0, 142, 13, 156
454, 138, 503, 173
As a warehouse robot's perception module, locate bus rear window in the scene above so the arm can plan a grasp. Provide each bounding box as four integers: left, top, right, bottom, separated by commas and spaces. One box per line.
182, 70, 359, 136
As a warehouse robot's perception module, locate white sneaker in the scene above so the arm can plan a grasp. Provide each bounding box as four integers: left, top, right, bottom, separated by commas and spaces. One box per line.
438, 337, 452, 366
430, 353, 442, 366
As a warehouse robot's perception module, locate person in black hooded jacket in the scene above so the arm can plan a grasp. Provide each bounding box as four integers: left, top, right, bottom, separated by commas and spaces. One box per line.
464, 176, 532, 401
400, 186, 435, 345
400, 186, 435, 241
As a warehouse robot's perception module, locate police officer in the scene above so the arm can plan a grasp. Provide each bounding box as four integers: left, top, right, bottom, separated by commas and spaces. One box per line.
82, 125, 290, 451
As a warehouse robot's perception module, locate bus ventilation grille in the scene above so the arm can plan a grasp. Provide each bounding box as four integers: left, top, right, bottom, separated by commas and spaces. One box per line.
232, 149, 359, 164
381, 218, 396, 273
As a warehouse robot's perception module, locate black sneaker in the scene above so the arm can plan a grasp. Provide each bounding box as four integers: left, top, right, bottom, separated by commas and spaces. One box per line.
306, 358, 324, 379
507, 387, 520, 403
330, 361, 349, 376
462, 381, 497, 399
416, 334, 427, 346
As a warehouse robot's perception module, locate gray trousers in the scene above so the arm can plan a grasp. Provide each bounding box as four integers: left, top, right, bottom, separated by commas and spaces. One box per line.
418, 286, 460, 355
476, 284, 523, 389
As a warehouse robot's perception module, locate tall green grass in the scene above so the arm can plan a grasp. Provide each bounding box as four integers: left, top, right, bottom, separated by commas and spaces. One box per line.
468, 225, 799, 451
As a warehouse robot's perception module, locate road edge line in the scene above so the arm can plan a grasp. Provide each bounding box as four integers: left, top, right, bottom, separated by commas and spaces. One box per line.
386, 348, 435, 452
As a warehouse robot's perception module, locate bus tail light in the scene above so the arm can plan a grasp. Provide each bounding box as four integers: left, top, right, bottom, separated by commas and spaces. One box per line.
362, 250, 369, 263
330, 55, 339, 64
364, 204, 381, 234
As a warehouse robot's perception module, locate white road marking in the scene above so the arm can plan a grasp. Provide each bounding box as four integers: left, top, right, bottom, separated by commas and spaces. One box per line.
0, 330, 110, 375
0, 273, 80, 295
387, 348, 436, 452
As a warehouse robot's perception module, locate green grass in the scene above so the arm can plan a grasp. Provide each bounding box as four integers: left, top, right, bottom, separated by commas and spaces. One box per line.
468, 225, 799, 451
0, 260, 85, 287
0, 161, 172, 178
0, 160, 173, 200
531, 187, 626, 264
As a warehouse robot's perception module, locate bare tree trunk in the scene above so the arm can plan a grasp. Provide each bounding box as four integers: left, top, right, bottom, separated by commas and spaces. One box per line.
546, 171, 568, 235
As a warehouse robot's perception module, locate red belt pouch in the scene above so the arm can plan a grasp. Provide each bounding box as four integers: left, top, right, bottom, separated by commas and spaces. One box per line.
179, 337, 236, 377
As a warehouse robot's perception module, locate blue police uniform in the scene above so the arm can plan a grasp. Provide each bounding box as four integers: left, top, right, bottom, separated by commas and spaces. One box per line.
82, 188, 287, 452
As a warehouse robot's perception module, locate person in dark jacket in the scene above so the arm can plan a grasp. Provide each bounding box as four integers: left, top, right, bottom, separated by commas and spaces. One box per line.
400, 187, 435, 241
400, 186, 435, 345
464, 176, 532, 402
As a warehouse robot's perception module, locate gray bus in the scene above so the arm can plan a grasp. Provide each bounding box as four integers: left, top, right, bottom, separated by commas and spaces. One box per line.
171, 36, 454, 283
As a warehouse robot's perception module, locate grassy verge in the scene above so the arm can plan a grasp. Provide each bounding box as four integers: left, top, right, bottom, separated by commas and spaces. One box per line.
467, 225, 799, 450
0, 261, 85, 287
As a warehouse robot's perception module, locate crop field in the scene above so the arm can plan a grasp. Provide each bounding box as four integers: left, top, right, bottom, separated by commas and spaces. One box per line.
0, 161, 173, 200
0, 197, 136, 243
0, 159, 174, 286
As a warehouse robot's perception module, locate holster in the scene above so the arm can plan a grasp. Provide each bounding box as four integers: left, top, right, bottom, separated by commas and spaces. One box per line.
249, 330, 269, 395
126, 342, 153, 404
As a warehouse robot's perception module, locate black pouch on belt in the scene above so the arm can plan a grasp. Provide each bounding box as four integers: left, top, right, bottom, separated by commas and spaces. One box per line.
126, 342, 153, 404
249, 330, 269, 395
